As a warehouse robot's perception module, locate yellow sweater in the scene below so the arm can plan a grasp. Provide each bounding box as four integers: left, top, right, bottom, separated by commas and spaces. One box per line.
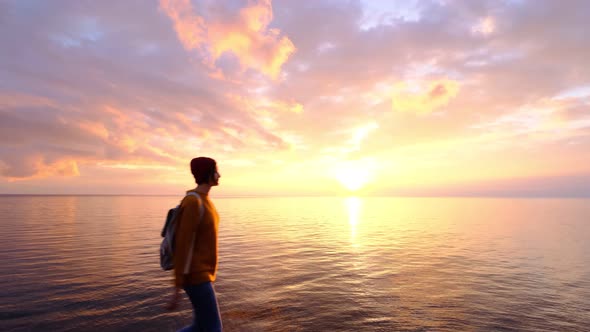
173, 190, 219, 287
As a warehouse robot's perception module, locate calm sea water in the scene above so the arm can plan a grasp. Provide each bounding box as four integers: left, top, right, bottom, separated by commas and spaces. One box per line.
1, 196, 589, 331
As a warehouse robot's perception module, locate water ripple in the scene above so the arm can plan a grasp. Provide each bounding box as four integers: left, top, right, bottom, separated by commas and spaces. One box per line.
1, 196, 589, 331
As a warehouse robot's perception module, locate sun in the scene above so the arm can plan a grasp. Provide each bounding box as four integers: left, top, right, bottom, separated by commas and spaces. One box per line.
334, 163, 371, 192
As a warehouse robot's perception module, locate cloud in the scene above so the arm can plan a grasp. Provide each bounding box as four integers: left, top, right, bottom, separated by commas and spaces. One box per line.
471, 16, 495, 36
392, 79, 460, 113
160, 0, 296, 79
472, 97, 590, 148
261, 0, 590, 162
320, 121, 380, 157
0, 152, 80, 180
0, 1, 301, 181
1, 0, 590, 195
159, 0, 207, 49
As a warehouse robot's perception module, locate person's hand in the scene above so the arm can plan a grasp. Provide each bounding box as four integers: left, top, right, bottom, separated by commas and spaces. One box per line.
165, 287, 181, 311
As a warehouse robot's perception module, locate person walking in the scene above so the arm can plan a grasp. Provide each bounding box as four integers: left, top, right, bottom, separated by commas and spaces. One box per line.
166, 156, 222, 331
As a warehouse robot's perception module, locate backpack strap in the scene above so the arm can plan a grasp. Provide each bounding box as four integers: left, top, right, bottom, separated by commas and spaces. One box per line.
183, 192, 204, 275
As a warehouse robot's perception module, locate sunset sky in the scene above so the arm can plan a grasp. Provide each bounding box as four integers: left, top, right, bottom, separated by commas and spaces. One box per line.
1, 0, 589, 196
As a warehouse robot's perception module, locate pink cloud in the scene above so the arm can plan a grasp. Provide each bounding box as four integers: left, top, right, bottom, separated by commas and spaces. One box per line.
1, 0, 590, 195
160, 0, 296, 79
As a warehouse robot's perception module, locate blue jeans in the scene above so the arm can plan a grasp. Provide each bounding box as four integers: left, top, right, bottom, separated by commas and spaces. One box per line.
177, 282, 222, 332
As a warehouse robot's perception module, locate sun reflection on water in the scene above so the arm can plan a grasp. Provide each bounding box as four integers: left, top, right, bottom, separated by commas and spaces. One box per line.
344, 196, 362, 246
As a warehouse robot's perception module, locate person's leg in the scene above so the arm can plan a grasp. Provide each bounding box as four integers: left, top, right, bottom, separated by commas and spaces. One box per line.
184, 282, 222, 332
176, 287, 201, 332
177, 324, 196, 332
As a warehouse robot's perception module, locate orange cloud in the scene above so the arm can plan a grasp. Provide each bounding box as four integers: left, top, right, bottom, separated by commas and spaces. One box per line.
392, 79, 460, 113
257, 98, 303, 114
78, 121, 109, 140
160, 0, 295, 79
159, 0, 207, 50
37, 159, 80, 177
6, 157, 80, 181
0, 92, 56, 109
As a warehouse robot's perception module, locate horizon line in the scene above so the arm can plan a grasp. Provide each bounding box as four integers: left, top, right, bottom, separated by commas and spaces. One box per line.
0, 193, 589, 199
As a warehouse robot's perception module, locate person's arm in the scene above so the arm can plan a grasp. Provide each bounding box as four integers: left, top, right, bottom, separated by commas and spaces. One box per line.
166, 196, 202, 311
173, 196, 202, 287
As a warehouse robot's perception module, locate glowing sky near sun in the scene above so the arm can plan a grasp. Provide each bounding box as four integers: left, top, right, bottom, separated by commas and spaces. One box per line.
0, 0, 589, 196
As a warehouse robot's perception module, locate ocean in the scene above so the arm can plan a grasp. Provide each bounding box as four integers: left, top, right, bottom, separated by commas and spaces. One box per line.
1, 195, 589, 331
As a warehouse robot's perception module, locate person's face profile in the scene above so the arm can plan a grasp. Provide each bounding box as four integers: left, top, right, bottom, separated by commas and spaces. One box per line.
210, 168, 220, 186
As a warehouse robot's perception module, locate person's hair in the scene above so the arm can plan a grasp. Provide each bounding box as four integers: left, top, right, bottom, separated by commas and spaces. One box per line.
190, 157, 217, 185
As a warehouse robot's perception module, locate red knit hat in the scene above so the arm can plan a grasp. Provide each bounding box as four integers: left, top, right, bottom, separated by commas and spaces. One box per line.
190, 157, 216, 182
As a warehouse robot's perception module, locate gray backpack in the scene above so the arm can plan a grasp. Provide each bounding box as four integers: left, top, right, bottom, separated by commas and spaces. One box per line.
160, 192, 204, 271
